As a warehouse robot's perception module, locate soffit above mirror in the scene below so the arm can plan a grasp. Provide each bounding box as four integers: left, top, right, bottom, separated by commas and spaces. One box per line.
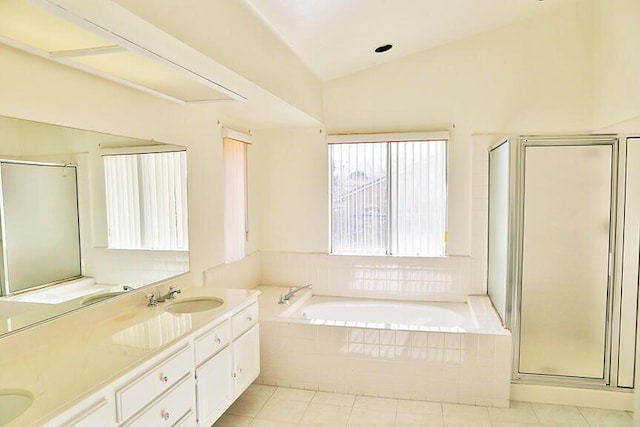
0, 0, 246, 104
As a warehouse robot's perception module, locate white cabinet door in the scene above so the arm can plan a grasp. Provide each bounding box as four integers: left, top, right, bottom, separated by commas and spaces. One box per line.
196, 346, 234, 427
233, 325, 260, 395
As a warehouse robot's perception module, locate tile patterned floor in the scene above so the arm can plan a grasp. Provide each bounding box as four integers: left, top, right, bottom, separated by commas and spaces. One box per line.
212, 385, 634, 427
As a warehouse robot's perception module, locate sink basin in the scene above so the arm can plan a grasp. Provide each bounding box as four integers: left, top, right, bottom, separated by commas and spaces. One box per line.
82, 291, 126, 306
164, 297, 224, 314
0, 390, 33, 425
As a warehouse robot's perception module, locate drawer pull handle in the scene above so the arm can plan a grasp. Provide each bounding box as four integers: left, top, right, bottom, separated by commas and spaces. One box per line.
161, 410, 170, 421
232, 372, 237, 378
215, 336, 221, 344
247, 316, 253, 322
160, 374, 169, 383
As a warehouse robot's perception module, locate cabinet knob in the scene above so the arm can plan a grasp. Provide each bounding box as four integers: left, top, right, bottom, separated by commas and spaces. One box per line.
160, 374, 169, 383
161, 410, 170, 421
247, 316, 253, 322
232, 372, 237, 378
215, 336, 221, 344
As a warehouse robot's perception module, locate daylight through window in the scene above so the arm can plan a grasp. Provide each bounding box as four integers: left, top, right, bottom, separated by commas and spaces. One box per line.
330, 134, 447, 257
104, 150, 189, 250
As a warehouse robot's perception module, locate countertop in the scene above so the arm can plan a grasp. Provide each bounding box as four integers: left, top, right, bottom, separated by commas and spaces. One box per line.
0, 281, 259, 427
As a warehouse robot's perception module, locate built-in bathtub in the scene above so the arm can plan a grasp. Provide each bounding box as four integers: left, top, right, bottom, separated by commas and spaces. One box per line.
256, 286, 512, 407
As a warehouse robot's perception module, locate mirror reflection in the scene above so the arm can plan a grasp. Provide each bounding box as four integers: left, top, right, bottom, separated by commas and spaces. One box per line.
0, 116, 189, 336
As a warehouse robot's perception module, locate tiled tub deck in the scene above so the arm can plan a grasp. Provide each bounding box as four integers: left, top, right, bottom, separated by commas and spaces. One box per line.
256, 286, 511, 407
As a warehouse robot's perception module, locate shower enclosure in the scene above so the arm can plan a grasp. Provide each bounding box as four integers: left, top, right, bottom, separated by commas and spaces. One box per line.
487, 135, 639, 389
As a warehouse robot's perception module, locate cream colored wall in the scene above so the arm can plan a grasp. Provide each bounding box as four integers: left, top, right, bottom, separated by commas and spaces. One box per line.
0, 43, 249, 285
594, 0, 640, 130
253, 128, 327, 253
112, 0, 324, 123
308, 2, 593, 255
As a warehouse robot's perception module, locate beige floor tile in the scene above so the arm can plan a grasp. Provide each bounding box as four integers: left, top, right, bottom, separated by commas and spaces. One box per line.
353, 395, 398, 412
272, 387, 317, 402
397, 399, 442, 415
347, 407, 397, 427
255, 398, 309, 424
443, 403, 492, 427
530, 403, 588, 427
488, 401, 539, 425
578, 407, 633, 427
249, 419, 297, 427
491, 423, 541, 427
301, 402, 352, 427
245, 384, 278, 398
213, 414, 253, 427
225, 394, 269, 417
312, 391, 357, 407
395, 411, 444, 427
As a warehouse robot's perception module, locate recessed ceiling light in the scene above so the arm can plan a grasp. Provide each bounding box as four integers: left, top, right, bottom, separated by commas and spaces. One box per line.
375, 44, 393, 53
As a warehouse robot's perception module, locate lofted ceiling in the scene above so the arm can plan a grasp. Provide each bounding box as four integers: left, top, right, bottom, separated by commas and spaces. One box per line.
243, 0, 582, 81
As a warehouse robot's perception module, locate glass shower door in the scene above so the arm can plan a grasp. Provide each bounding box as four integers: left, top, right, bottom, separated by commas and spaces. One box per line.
518, 143, 614, 380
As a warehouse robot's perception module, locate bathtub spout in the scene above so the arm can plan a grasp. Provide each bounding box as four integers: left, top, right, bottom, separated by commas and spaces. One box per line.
278, 284, 312, 304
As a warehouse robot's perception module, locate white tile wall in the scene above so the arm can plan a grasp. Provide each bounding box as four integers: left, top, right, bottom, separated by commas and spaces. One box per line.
203, 251, 262, 290
258, 320, 511, 407
82, 247, 189, 286
261, 252, 472, 302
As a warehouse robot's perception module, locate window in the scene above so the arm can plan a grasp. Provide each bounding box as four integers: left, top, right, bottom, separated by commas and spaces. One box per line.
329, 133, 447, 257
223, 129, 250, 263
103, 149, 188, 250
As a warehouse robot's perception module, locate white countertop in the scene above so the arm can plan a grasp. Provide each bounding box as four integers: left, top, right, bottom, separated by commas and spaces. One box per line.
0, 281, 259, 427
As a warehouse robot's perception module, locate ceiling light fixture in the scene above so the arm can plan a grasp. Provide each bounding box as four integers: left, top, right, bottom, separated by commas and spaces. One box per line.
375, 44, 393, 53
0, 0, 246, 104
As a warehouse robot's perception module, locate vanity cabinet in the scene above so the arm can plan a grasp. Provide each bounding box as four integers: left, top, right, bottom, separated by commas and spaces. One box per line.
40, 294, 260, 427
57, 397, 115, 426
116, 345, 193, 423
195, 346, 234, 426
232, 325, 260, 394
195, 303, 260, 427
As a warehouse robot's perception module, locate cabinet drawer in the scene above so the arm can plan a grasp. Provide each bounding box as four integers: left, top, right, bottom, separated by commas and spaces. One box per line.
194, 320, 231, 365
117, 345, 192, 422
58, 398, 113, 427
232, 303, 258, 339
174, 409, 197, 427
124, 375, 195, 427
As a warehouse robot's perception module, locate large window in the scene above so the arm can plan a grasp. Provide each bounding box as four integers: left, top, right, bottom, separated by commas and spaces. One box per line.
103, 149, 188, 251
329, 133, 447, 257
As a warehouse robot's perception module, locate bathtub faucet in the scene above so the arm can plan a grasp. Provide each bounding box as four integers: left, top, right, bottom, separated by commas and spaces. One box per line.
278, 284, 312, 304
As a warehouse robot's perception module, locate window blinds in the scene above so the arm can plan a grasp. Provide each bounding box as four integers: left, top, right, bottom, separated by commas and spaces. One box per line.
223, 130, 250, 263
103, 151, 188, 250
329, 132, 447, 257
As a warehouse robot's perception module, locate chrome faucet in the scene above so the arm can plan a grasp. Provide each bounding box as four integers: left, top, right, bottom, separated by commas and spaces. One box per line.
157, 286, 181, 303
278, 284, 312, 304
146, 293, 158, 307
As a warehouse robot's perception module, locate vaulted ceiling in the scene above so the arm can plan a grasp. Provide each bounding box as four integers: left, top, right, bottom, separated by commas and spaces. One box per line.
244, 0, 582, 80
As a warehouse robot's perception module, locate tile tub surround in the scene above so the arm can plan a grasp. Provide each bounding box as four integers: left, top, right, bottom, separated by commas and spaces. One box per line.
216, 385, 634, 427
256, 286, 511, 407
0, 275, 260, 427
261, 251, 474, 302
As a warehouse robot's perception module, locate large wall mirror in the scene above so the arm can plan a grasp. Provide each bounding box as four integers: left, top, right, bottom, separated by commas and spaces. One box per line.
0, 115, 189, 337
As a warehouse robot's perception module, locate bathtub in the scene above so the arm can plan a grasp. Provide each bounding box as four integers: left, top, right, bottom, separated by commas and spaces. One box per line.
292, 296, 478, 330
256, 286, 511, 407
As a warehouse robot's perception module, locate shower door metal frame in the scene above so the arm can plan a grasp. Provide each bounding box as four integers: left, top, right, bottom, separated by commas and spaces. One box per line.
509, 135, 619, 389
0, 159, 82, 297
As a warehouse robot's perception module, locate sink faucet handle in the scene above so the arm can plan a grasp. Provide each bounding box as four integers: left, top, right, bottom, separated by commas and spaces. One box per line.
146, 293, 158, 307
